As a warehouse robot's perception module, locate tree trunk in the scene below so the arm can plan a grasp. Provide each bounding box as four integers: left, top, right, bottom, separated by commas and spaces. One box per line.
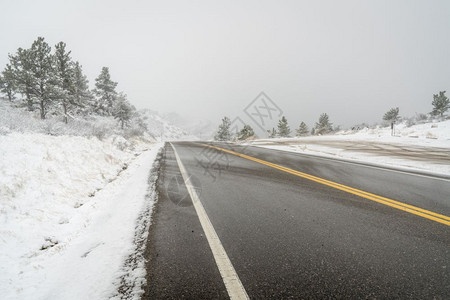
63, 101, 68, 124
40, 83, 45, 119
40, 100, 45, 119
26, 92, 33, 111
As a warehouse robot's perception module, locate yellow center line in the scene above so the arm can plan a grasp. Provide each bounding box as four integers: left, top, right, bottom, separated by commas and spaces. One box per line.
202, 144, 450, 226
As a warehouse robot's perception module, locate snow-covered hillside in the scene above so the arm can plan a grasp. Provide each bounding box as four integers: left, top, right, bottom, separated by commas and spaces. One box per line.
139, 109, 192, 140
163, 112, 216, 140
0, 99, 189, 141
0, 131, 163, 299
0, 99, 174, 299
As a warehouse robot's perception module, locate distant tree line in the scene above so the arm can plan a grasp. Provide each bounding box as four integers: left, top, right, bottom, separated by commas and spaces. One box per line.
0, 37, 135, 129
214, 113, 335, 141
213, 90, 449, 141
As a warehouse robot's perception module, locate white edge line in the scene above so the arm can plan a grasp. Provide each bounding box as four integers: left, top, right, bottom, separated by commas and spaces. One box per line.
170, 143, 250, 300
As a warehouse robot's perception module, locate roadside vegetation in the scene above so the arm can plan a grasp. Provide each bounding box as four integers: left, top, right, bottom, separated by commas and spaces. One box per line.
0, 37, 149, 140
213, 91, 450, 141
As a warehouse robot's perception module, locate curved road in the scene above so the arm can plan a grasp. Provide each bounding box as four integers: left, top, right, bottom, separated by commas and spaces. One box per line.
144, 141, 450, 299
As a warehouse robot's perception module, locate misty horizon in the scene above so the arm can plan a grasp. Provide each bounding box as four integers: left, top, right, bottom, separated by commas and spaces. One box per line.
1, 0, 449, 130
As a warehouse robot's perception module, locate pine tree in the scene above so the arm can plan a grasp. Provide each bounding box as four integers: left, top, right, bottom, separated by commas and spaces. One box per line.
214, 116, 232, 141
73, 62, 93, 114
9, 47, 35, 110
383, 107, 400, 122
30, 37, 58, 119
54, 42, 75, 123
267, 128, 277, 138
10, 37, 57, 119
93, 67, 118, 116
277, 116, 291, 137
311, 127, 315, 135
113, 93, 135, 129
431, 91, 449, 117
315, 113, 333, 135
237, 124, 255, 140
0, 64, 16, 101
295, 122, 309, 137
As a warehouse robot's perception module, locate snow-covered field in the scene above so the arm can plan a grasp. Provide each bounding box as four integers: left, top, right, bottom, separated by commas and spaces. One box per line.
333, 119, 450, 147
0, 132, 163, 299
250, 120, 450, 176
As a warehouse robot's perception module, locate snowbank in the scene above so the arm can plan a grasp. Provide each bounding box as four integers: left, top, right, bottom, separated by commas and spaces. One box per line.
0, 132, 163, 299
335, 119, 450, 147
250, 120, 450, 176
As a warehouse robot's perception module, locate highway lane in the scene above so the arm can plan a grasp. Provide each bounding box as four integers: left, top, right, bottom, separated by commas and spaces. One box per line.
145, 141, 450, 299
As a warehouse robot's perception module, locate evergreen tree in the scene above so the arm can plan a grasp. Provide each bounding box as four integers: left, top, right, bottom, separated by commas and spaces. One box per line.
113, 93, 135, 129
54, 42, 75, 123
0, 64, 16, 101
311, 127, 315, 135
277, 116, 291, 137
431, 91, 449, 117
10, 37, 57, 119
30, 37, 58, 119
93, 67, 118, 116
214, 116, 232, 141
73, 62, 94, 114
237, 124, 255, 140
9, 47, 35, 110
383, 107, 400, 122
267, 128, 277, 138
315, 113, 333, 135
295, 122, 309, 137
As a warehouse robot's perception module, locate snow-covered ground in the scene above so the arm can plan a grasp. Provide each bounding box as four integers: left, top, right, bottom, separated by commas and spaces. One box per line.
250, 120, 450, 176
0, 99, 191, 141
139, 109, 196, 140
0, 132, 163, 299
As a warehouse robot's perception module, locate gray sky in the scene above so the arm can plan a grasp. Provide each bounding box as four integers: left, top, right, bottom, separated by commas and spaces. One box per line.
1, 0, 449, 129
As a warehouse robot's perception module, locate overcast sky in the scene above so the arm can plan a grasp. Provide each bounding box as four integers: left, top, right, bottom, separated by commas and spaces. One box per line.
1, 0, 449, 129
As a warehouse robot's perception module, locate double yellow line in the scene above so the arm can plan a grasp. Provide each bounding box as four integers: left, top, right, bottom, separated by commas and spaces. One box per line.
203, 144, 450, 226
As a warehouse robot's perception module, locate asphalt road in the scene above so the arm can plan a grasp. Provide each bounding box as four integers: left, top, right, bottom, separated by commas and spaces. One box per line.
144, 141, 450, 299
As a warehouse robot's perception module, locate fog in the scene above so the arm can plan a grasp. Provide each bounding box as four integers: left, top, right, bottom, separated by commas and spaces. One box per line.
1, 0, 449, 129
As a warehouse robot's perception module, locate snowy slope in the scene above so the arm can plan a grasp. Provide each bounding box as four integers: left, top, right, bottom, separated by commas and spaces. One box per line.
139, 109, 192, 140
335, 120, 450, 146
163, 111, 216, 140
0, 131, 163, 299
0, 100, 186, 299
0, 100, 190, 141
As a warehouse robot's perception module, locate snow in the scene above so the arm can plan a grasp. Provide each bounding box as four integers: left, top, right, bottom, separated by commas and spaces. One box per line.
335, 119, 450, 147
0, 99, 190, 141
0, 132, 163, 299
139, 109, 196, 140
250, 120, 450, 176
163, 111, 217, 140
